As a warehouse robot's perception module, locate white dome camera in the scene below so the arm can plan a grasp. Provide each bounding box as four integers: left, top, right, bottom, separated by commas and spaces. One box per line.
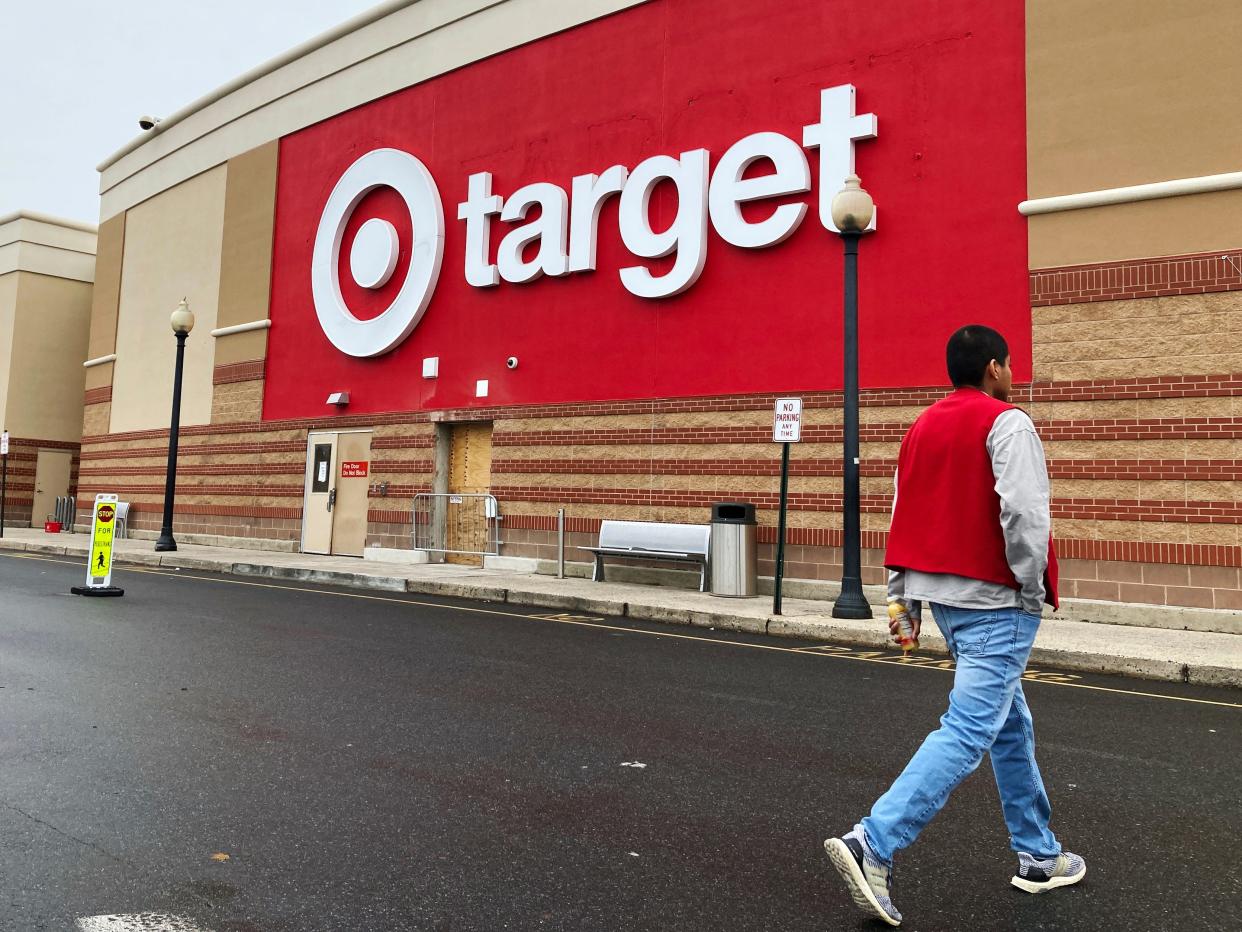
138, 115, 162, 131
506, 356, 519, 369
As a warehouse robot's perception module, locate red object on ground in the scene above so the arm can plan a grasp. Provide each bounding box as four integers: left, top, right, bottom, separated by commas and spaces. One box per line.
44, 520, 62, 533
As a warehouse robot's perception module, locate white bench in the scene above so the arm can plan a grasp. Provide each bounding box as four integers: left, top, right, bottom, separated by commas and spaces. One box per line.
580, 520, 711, 591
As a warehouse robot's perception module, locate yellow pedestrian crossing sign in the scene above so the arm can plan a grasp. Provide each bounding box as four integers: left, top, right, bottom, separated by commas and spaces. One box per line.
71, 494, 125, 597
90, 502, 115, 577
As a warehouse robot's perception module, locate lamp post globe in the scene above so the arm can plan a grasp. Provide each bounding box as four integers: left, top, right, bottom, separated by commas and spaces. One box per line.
830, 176, 875, 620
154, 298, 193, 552
830, 174, 875, 233
170, 298, 195, 335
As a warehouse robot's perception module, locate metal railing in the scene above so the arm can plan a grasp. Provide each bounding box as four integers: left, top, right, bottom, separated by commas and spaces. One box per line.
53, 496, 76, 531
412, 493, 501, 557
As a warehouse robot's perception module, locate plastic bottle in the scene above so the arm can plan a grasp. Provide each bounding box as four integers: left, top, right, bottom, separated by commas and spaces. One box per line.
887, 600, 919, 653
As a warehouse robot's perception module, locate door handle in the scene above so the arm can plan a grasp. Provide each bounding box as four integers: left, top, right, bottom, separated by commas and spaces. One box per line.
327, 487, 337, 512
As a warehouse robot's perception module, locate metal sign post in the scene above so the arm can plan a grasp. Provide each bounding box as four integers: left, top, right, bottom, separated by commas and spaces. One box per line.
0, 430, 8, 538
71, 494, 125, 597
771, 398, 802, 616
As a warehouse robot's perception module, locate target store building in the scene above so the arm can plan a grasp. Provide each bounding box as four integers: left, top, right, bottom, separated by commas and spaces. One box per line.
80, 0, 1242, 616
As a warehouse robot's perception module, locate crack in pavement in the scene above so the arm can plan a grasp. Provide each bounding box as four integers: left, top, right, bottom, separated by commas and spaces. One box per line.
2, 799, 127, 864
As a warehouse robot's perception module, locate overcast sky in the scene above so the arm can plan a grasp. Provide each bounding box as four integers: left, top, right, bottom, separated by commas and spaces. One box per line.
1, 1, 380, 225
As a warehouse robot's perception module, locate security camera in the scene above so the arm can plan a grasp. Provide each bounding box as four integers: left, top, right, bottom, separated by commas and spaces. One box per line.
138, 115, 162, 131
506, 356, 519, 369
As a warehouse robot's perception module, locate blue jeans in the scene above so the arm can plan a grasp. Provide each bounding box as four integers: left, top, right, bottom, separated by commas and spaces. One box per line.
860, 604, 1061, 865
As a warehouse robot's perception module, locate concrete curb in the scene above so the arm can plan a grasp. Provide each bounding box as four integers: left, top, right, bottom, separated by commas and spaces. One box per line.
3, 536, 1237, 688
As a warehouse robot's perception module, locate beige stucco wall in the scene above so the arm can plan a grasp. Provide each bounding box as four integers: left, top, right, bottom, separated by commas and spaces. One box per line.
1027, 191, 1242, 269
214, 141, 278, 366
0, 272, 16, 428
4, 272, 92, 442
110, 167, 226, 434
1027, 0, 1242, 267
84, 214, 126, 391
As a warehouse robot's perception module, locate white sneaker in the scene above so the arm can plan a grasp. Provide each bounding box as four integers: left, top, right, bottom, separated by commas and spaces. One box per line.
824, 826, 902, 927
1010, 851, 1087, 893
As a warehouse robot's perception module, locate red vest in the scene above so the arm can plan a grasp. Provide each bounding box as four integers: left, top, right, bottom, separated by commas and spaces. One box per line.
884, 388, 1059, 609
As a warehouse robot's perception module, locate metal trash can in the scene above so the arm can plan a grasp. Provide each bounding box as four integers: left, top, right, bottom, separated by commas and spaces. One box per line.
710, 502, 758, 597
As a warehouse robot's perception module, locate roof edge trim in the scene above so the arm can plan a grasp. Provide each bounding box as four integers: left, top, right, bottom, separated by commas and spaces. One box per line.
0, 210, 99, 234
96, 0, 420, 172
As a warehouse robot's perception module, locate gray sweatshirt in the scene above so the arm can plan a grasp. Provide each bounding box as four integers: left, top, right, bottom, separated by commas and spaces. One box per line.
887, 405, 1051, 616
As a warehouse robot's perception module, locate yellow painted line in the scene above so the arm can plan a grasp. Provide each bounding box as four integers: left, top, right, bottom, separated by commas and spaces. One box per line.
5, 553, 79, 563
4, 551, 1241, 709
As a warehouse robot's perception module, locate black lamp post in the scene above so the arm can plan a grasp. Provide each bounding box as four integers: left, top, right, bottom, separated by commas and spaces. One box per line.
830, 175, 875, 619
155, 298, 194, 552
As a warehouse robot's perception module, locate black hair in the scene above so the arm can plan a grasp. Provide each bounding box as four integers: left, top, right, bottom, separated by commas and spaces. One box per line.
945, 325, 1009, 387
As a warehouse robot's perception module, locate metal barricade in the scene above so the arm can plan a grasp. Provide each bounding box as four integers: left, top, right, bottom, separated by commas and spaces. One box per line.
53, 496, 77, 531
412, 493, 501, 557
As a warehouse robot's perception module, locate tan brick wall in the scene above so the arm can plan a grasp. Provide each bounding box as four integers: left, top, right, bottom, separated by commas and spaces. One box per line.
82, 402, 111, 438
1033, 290, 1242, 382
211, 379, 264, 424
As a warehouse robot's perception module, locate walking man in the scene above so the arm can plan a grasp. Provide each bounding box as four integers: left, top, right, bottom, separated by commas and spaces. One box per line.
824, 325, 1085, 926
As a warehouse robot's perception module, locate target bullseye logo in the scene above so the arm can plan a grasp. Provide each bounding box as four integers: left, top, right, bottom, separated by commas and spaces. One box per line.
311, 148, 445, 358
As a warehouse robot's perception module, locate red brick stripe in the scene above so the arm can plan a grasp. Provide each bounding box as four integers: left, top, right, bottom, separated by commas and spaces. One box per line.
73, 461, 430, 479
81, 441, 308, 461
1049, 460, 1242, 481
1021, 374, 1242, 402
76, 375, 1242, 446
84, 386, 112, 405
1055, 538, 1239, 568
1039, 418, 1242, 441
494, 417, 1242, 447
212, 359, 266, 385
77, 483, 304, 498
1031, 248, 1242, 306
369, 436, 436, 450
78, 463, 304, 478
81, 412, 1242, 455
1053, 498, 1242, 522
369, 458, 434, 471
79, 482, 1242, 524
491, 457, 873, 477
369, 508, 414, 523
170, 504, 302, 519
492, 457, 1242, 481
82, 411, 433, 444
3, 437, 80, 451
493, 426, 907, 446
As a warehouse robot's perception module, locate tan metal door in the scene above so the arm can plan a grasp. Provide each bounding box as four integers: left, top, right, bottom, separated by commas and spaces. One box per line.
302, 433, 337, 554
330, 431, 372, 557
446, 422, 493, 565
31, 449, 73, 528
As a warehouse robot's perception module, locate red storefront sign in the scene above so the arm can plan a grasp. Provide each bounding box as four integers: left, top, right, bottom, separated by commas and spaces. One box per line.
341, 461, 369, 478
264, 0, 1026, 418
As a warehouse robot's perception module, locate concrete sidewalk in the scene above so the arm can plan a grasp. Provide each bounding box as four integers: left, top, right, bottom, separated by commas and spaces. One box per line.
3, 527, 1240, 688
